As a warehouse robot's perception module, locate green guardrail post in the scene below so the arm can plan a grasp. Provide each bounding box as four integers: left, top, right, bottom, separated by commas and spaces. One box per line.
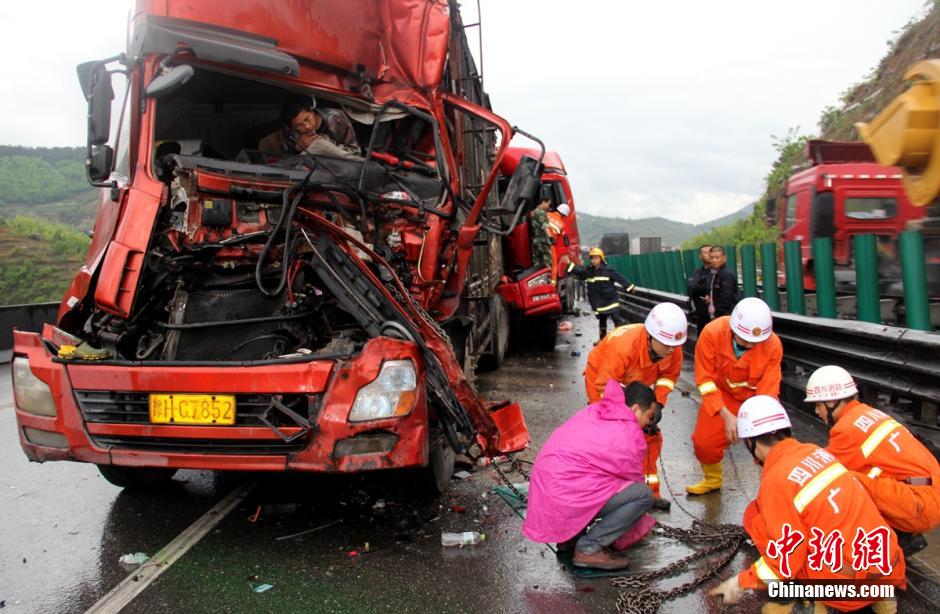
853, 234, 880, 324
682, 249, 698, 280
783, 240, 805, 315
760, 242, 779, 310
899, 230, 931, 330
651, 253, 667, 291
724, 245, 738, 281
812, 237, 837, 318
667, 251, 686, 295
637, 254, 650, 287
740, 244, 758, 298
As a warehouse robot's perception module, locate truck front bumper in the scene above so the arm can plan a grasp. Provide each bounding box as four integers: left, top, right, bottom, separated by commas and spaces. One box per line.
12, 330, 429, 473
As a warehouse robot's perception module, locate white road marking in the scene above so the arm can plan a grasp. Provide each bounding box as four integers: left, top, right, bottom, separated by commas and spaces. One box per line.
85, 481, 256, 614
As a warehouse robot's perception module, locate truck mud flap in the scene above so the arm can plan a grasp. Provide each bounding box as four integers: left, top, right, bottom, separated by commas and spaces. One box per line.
306, 231, 527, 455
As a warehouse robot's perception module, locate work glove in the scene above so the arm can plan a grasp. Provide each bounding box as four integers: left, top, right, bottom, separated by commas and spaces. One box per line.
709, 575, 744, 605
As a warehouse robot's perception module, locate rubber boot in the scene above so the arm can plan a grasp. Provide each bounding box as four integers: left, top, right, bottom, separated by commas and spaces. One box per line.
871, 599, 898, 614
686, 462, 723, 495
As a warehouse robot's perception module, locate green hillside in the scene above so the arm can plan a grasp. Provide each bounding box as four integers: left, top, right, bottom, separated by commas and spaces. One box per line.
0, 215, 89, 304
576, 202, 755, 249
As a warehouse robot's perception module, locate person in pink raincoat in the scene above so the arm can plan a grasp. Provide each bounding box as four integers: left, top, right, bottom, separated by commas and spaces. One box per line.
523, 379, 657, 569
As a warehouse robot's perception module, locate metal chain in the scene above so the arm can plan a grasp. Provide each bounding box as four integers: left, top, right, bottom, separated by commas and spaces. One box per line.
488, 453, 748, 614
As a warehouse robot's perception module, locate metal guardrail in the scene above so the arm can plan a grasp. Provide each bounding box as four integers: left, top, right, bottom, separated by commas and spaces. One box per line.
0, 302, 59, 364
619, 287, 940, 443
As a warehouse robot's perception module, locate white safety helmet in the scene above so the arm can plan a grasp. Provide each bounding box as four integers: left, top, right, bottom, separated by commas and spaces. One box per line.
729, 297, 773, 343
556, 203, 571, 217
804, 365, 858, 403
737, 395, 792, 439
644, 302, 688, 347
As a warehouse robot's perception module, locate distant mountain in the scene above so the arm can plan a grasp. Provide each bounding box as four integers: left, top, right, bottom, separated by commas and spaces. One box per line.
575, 202, 755, 248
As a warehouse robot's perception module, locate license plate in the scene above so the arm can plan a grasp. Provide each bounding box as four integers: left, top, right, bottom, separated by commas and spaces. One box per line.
149, 394, 236, 425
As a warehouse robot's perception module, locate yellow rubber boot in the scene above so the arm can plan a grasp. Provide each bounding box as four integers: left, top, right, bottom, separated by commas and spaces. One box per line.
871, 599, 898, 614
686, 462, 723, 495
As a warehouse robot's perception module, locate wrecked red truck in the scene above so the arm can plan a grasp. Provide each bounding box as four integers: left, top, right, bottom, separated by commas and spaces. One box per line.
11, 0, 537, 492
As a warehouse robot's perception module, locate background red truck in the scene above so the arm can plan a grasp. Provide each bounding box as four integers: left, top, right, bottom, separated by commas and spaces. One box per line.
779, 139, 924, 292
497, 147, 581, 350
11, 0, 535, 492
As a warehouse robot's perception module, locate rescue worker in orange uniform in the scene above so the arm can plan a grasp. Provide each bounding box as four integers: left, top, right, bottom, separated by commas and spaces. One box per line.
710, 396, 905, 613
687, 297, 782, 495
583, 302, 688, 510
546, 204, 571, 284
806, 365, 940, 556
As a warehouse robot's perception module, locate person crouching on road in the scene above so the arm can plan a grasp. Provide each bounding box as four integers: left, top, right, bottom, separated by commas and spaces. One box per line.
806, 365, 940, 557
687, 297, 782, 496
710, 396, 905, 613
522, 380, 657, 570
567, 247, 635, 343
583, 302, 688, 510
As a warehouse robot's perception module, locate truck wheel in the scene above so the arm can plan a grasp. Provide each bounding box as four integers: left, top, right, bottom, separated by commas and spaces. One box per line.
479, 294, 510, 370
535, 316, 559, 351
97, 465, 177, 491
425, 428, 456, 495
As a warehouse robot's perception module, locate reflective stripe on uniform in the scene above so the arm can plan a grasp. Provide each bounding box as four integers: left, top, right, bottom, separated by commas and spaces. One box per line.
655, 378, 675, 391
867, 467, 882, 479
698, 381, 718, 395
726, 380, 755, 389
754, 556, 780, 583
567, 262, 575, 272
861, 420, 902, 458
793, 464, 847, 513
645, 475, 659, 485
586, 276, 611, 283
626, 284, 636, 292
595, 302, 620, 313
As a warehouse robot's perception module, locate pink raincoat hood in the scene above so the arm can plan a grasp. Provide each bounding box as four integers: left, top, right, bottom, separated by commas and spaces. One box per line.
522, 379, 655, 544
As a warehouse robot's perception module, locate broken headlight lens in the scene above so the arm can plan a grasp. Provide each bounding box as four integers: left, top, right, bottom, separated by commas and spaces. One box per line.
526, 272, 551, 288
348, 360, 417, 422
12, 357, 57, 417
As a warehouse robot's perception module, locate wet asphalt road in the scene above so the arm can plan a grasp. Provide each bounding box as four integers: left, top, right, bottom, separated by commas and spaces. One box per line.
3, 312, 940, 613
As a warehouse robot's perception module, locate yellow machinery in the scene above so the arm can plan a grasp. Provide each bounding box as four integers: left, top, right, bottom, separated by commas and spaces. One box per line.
857, 60, 940, 206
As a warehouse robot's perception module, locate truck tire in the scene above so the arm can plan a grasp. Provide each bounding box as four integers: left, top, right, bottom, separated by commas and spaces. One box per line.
479, 294, 510, 370
535, 316, 559, 351
424, 427, 456, 495
97, 465, 177, 491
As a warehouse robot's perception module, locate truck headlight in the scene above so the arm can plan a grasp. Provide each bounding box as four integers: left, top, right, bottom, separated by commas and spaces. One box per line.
348, 360, 417, 422
12, 357, 57, 417
526, 272, 551, 288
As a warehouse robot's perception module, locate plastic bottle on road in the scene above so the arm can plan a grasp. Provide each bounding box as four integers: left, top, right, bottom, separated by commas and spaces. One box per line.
441, 531, 486, 547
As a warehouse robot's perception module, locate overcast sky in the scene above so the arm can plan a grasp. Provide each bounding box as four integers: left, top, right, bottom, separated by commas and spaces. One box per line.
0, 0, 928, 223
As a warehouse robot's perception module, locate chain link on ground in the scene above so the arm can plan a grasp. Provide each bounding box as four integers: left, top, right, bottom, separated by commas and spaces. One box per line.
489, 453, 749, 613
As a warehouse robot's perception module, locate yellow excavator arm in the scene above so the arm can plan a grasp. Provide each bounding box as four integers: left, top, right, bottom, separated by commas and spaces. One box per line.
857, 60, 940, 206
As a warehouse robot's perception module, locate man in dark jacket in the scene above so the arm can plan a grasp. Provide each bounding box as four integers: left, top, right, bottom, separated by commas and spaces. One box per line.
686, 244, 712, 331
568, 247, 635, 342
707, 246, 739, 318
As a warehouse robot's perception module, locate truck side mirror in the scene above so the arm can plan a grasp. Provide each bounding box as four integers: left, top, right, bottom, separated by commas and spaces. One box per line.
500, 155, 544, 214
87, 145, 114, 183
88, 66, 114, 146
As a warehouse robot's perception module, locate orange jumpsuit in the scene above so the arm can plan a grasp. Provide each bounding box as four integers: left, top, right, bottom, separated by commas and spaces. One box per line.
584, 323, 682, 496
739, 438, 906, 611
827, 399, 940, 534
692, 316, 782, 464
546, 211, 566, 282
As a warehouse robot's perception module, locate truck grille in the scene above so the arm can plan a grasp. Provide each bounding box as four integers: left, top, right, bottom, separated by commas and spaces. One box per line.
74, 390, 318, 454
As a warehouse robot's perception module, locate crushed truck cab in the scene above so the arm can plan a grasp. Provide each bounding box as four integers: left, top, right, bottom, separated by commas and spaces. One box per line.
11, 0, 532, 489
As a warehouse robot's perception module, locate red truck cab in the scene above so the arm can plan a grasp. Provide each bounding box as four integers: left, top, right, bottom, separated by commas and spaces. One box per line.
10, 0, 532, 492
781, 140, 924, 291
495, 148, 580, 347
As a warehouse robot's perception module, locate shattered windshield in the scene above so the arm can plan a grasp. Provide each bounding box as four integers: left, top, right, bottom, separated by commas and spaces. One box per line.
151, 66, 445, 195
